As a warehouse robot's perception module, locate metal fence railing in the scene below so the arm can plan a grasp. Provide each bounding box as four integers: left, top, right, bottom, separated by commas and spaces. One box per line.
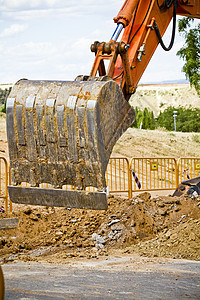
106, 157, 131, 197
177, 157, 200, 184
0, 157, 11, 213
3, 157, 200, 213
129, 157, 178, 197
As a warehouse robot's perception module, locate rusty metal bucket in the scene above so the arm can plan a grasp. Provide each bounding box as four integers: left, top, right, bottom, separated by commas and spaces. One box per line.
6, 78, 135, 209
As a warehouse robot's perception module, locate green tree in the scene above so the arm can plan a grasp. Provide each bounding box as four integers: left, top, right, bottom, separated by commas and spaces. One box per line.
177, 18, 200, 94
157, 106, 175, 131
0, 87, 11, 113
132, 107, 143, 128
157, 105, 200, 132
143, 108, 151, 129
131, 107, 157, 130
150, 111, 156, 130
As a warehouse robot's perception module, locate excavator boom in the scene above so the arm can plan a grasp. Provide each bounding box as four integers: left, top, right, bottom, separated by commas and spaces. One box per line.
6, 0, 200, 209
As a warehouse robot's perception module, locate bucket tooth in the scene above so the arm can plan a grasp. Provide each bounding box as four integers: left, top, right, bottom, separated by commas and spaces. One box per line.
7, 78, 135, 209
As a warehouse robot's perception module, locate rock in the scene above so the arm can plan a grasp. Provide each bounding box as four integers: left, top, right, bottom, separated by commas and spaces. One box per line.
91, 233, 106, 248
27, 246, 54, 257
110, 224, 124, 231
66, 253, 77, 258
55, 231, 63, 236
71, 219, 78, 223
107, 219, 120, 227
0, 218, 19, 230
84, 222, 90, 226
23, 208, 32, 215
131, 227, 136, 235
170, 233, 178, 240
189, 232, 196, 241
158, 208, 168, 216
30, 216, 38, 221
70, 230, 76, 237
139, 192, 151, 201
174, 207, 180, 212
157, 202, 165, 208
130, 221, 136, 227
165, 230, 172, 238
77, 241, 82, 247
82, 241, 90, 247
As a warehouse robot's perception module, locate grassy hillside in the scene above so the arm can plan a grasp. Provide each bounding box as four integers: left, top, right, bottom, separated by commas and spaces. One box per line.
113, 128, 200, 159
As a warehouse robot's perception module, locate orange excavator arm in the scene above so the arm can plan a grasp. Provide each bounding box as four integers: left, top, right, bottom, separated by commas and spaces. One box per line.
90, 0, 200, 99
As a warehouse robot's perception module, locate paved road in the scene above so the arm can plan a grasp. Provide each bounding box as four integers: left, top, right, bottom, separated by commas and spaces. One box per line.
2, 257, 200, 299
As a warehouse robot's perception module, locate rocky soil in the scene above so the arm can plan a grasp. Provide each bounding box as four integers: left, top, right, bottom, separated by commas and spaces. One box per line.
0, 192, 199, 263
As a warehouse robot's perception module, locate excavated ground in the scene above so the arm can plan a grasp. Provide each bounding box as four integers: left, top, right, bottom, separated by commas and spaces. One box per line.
0, 192, 199, 263
0, 115, 199, 263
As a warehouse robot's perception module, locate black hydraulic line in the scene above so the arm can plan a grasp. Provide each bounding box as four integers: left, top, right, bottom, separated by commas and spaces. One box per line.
154, 0, 178, 51
113, 70, 124, 80
157, 0, 175, 10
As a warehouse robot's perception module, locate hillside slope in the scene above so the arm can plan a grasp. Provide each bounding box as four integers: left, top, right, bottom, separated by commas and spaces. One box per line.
130, 83, 200, 116
113, 128, 200, 159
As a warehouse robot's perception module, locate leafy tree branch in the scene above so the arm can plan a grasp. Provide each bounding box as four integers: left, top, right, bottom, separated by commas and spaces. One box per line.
177, 17, 200, 94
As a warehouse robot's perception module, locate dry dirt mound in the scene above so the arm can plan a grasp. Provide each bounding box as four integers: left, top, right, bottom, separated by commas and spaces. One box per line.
129, 218, 200, 260
0, 192, 199, 263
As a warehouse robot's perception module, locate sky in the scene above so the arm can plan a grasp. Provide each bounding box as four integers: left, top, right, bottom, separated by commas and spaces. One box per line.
0, 0, 189, 84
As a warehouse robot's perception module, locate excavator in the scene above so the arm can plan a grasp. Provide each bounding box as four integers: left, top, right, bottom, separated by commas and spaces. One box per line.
6, 0, 200, 211
1, 2, 200, 294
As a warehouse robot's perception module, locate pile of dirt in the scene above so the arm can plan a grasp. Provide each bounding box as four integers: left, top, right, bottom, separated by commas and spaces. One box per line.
0, 192, 199, 263
128, 218, 200, 260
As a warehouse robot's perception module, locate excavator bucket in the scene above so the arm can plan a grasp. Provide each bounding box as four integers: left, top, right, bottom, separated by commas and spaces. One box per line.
6, 78, 135, 210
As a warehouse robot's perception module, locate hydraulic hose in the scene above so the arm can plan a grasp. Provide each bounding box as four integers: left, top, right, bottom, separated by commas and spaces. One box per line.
157, 0, 175, 10
154, 0, 178, 51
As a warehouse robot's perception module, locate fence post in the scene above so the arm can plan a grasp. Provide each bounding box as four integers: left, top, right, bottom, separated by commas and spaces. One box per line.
128, 159, 133, 198
175, 158, 180, 188
2, 158, 8, 213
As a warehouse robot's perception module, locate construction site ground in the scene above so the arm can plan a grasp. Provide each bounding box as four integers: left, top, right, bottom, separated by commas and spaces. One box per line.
0, 114, 200, 298
2, 258, 200, 299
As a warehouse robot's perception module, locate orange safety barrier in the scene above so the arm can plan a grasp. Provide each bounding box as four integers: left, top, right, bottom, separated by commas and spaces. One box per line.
177, 157, 200, 184
129, 157, 178, 198
5, 157, 200, 209
0, 158, 11, 213
106, 157, 131, 197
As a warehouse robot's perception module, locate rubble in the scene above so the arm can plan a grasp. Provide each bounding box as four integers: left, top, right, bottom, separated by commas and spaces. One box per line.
0, 192, 199, 262
129, 218, 200, 260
